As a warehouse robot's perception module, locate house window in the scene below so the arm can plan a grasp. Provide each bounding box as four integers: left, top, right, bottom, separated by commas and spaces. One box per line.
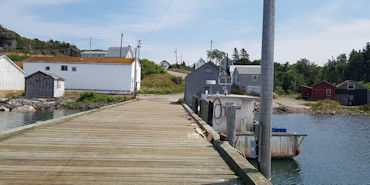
61, 65, 68, 71
45, 66, 50, 71
72, 67, 77, 72
205, 67, 212, 73
326, 89, 331, 96
252, 75, 258, 81
347, 82, 355, 90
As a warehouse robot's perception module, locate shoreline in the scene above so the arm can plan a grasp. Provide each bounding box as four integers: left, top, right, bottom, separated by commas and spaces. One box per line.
0, 96, 122, 112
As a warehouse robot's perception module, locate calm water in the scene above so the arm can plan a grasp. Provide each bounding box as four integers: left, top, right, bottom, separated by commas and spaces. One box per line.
0, 109, 83, 132
254, 114, 370, 184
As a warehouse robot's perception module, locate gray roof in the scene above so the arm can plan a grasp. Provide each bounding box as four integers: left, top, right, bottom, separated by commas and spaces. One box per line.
106, 47, 133, 58
235, 66, 261, 75
26, 71, 65, 81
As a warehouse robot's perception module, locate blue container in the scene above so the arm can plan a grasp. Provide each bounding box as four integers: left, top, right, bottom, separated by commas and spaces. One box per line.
272, 127, 287, 132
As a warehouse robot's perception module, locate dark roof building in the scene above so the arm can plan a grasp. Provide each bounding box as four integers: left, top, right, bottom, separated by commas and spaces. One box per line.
25, 71, 65, 98
336, 80, 369, 106
184, 62, 231, 106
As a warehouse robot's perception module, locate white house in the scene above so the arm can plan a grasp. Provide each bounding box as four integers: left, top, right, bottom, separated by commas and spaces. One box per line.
195, 58, 206, 70
81, 51, 107, 58
0, 55, 25, 91
23, 57, 141, 94
159, 60, 170, 70
106, 47, 133, 58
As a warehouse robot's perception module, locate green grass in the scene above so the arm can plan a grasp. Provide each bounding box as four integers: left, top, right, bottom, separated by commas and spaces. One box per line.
304, 99, 340, 111
77, 91, 129, 103
5, 91, 24, 98
138, 74, 184, 95
358, 104, 370, 114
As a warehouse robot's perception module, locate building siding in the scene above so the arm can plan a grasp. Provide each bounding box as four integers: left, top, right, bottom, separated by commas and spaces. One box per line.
312, 82, 336, 100
23, 61, 139, 94
185, 62, 230, 106
0, 56, 25, 91
25, 73, 54, 98
336, 81, 369, 106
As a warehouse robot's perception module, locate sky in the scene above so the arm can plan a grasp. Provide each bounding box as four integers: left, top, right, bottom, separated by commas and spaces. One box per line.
1, 0, 370, 66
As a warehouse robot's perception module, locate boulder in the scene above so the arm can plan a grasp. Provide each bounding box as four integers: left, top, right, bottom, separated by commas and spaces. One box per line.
0, 106, 10, 111
12, 105, 36, 113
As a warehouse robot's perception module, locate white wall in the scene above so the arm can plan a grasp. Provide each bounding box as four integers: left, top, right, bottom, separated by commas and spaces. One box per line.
53, 80, 65, 97
0, 56, 25, 90
24, 62, 134, 94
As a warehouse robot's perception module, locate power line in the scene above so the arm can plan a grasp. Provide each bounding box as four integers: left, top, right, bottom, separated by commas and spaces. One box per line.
144, 0, 174, 43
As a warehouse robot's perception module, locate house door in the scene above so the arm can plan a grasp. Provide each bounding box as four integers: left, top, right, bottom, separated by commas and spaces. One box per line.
348, 95, 354, 106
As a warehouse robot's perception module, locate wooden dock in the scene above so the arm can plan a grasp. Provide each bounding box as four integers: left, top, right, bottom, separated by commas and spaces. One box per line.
0, 100, 243, 184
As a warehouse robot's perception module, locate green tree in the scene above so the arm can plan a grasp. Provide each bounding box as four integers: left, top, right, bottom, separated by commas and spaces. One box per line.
232, 47, 239, 60
207, 49, 226, 63
292, 58, 322, 86
240, 48, 249, 60
321, 54, 349, 84
140, 59, 166, 78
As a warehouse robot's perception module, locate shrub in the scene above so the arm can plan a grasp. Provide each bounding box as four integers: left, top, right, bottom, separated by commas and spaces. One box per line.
171, 76, 183, 84
77, 91, 124, 103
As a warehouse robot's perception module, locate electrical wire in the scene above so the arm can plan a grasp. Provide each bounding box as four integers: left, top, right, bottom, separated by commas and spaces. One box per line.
143, 0, 174, 43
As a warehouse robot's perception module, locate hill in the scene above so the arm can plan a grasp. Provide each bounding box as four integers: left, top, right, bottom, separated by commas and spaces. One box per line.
0, 25, 80, 57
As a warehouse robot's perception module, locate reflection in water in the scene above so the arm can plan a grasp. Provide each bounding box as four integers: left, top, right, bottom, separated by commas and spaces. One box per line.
248, 158, 302, 184
253, 113, 370, 184
0, 109, 82, 132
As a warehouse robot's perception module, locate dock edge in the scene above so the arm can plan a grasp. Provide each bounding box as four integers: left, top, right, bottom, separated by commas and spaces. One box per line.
182, 103, 272, 185
0, 99, 136, 142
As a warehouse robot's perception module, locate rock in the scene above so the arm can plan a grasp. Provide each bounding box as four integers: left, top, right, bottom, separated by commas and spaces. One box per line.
12, 105, 36, 113
0, 106, 10, 111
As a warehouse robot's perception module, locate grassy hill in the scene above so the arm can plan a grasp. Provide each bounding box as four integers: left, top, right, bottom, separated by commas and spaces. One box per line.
0, 25, 80, 57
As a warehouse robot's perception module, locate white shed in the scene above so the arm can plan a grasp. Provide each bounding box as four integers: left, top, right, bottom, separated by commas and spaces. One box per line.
23, 57, 141, 94
195, 58, 206, 70
0, 55, 25, 91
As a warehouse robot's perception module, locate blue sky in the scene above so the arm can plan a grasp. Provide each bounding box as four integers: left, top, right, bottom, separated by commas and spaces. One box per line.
1, 0, 370, 66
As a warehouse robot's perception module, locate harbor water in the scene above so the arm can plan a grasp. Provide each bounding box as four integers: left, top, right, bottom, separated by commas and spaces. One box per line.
0, 109, 82, 132
253, 114, 370, 184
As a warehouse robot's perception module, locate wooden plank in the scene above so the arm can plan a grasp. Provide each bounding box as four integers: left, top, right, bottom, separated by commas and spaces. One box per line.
0, 100, 242, 184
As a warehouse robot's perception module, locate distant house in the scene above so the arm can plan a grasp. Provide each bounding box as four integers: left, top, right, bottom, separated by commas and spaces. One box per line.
195, 58, 206, 70
25, 71, 65, 98
23, 57, 141, 94
311, 81, 336, 101
184, 62, 231, 106
81, 51, 107, 58
159, 60, 170, 70
335, 80, 369, 106
219, 57, 232, 73
106, 47, 133, 58
301, 85, 313, 100
232, 66, 261, 94
0, 55, 25, 91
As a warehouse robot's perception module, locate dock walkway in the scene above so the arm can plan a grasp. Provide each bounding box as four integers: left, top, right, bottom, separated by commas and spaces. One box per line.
0, 100, 242, 184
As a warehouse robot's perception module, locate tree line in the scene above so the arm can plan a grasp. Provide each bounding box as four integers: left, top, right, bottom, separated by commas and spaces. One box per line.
230, 44, 370, 94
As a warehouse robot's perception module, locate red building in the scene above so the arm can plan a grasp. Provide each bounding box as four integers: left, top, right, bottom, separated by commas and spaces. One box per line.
301, 85, 312, 100
312, 81, 336, 100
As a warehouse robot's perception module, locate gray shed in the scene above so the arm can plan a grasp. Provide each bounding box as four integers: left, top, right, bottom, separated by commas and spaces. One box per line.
184, 62, 231, 106
232, 66, 261, 94
25, 71, 65, 98
106, 47, 133, 58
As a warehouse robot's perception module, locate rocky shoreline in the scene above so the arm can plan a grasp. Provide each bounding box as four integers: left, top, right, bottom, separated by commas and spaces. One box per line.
254, 101, 369, 116
0, 96, 119, 112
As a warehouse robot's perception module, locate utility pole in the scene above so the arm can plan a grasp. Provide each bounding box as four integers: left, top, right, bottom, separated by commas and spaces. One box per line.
175, 48, 178, 64
210, 40, 213, 62
137, 40, 142, 60
258, 0, 275, 180
120, 33, 123, 58
89, 37, 92, 57
133, 47, 138, 99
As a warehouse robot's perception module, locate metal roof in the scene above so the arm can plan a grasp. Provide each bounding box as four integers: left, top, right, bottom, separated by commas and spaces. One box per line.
26, 71, 65, 81
106, 47, 133, 58
24, 57, 135, 64
235, 66, 261, 75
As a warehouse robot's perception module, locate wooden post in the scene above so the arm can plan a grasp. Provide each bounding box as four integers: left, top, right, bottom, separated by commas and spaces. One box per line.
259, 0, 275, 180
192, 96, 199, 114
226, 105, 236, 146
201, 100, 209, 123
